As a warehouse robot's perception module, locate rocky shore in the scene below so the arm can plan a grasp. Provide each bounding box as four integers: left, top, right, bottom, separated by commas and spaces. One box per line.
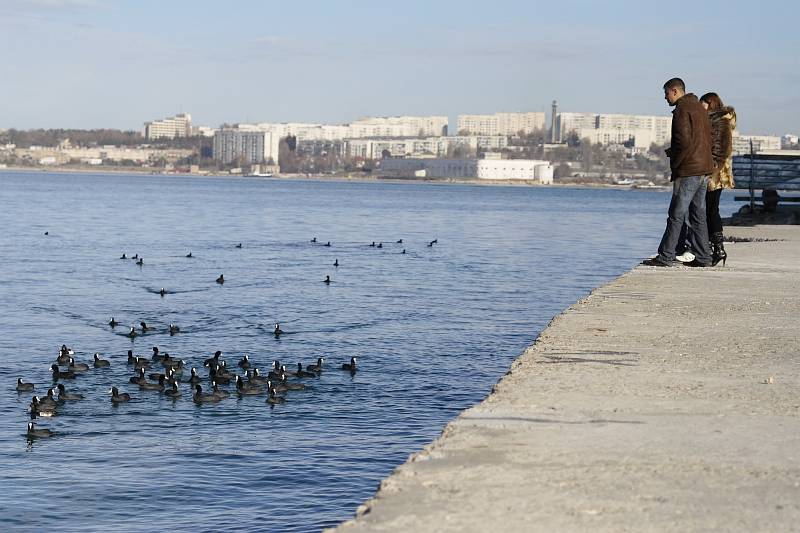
334, 225, 800, 532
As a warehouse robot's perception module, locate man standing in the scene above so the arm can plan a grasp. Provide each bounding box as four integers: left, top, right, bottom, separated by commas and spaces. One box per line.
648, 78, 714, 267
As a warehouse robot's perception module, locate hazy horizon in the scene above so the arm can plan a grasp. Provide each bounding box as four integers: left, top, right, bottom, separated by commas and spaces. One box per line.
1, 0, 797, 136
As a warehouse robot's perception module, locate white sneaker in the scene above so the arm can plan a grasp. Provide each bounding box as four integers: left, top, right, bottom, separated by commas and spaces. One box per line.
676, 251, 695, 263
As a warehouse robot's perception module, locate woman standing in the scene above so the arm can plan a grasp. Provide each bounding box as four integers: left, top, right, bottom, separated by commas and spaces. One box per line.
700, 92, 736, 266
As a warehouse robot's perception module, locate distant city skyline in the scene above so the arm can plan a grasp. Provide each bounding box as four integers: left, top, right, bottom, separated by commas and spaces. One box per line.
1, 0, 798, 135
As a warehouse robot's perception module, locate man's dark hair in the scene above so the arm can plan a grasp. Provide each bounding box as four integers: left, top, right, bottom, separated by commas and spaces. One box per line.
663, 78, 686, 92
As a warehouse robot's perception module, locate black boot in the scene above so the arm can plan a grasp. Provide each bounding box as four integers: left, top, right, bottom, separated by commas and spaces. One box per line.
711, 232, 727, 267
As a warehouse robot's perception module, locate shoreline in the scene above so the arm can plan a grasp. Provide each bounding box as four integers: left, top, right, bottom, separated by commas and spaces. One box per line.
333, 224, 800, 532
0, 165, 669, 191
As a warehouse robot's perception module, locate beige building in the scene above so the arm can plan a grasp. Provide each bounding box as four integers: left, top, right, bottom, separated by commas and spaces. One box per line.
143, 113, 192, 140
596, 114, 671, 145
457, 112, 546, 136
556, 112, 671, 145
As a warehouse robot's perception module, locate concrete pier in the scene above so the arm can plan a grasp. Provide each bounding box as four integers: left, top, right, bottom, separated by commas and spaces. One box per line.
335, 225, 800, 532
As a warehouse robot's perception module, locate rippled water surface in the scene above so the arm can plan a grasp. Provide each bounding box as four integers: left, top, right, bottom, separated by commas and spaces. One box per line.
0, 172, 738, 531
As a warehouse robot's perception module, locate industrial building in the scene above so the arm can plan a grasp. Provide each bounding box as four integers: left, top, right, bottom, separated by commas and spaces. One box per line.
379, 158, 553, 184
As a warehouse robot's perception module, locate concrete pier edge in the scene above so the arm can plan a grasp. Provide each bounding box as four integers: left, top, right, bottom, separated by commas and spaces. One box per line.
333, 224, 800, 532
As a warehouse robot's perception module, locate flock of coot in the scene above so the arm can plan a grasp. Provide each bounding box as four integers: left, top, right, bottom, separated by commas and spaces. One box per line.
22, 343, 358, 439
21, 236, 439, 439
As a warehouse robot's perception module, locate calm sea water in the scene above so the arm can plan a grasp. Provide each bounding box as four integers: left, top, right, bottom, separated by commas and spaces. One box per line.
0, 171, 737, 532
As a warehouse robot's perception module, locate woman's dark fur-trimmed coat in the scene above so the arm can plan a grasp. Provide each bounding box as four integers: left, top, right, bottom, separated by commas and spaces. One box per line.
708, 106, 736, 190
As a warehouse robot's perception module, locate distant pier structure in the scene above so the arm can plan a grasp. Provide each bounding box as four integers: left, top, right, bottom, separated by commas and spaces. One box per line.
550, 100, 559, 143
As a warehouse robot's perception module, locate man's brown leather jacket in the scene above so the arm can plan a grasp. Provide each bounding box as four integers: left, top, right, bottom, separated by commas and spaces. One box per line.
669, 93, 714, 180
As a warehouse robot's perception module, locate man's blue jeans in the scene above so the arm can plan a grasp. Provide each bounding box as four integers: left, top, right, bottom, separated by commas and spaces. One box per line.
657, 175, 712, 264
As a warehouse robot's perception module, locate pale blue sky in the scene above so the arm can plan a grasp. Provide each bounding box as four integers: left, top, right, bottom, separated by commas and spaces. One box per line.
1, 0, 797, 135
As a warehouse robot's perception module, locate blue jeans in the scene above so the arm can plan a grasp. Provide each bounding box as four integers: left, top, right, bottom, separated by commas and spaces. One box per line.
657, 175, 712, 264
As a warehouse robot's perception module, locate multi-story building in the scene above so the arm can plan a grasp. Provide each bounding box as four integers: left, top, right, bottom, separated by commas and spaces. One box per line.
213, 126, 279, 165
347, 116, 448, 138
296, 139, 345, 157
12, 146, 194, 165
596, 114, 672, 145
253, 118, 447, 141
555, 112, 671, 145
574, 127, 656, 149
732, 132, 782, 154
345, 136, 508, 160
553, 112, 597, 142
379, 158, 554, 183
192, 126, 216, 138
781, 134, 799, 148
457, 112, 546, 136
256, 123, 351, 142
143, 113, 192, 140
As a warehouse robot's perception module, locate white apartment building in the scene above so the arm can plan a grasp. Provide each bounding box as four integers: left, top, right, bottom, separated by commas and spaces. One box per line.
553, 112, 597, 142
213, 126, 280, 165
575, 127, 656, 149
596, 114, 672, 145
346, 136, 508, 160
781, 134, 799, 148
143, 113, 192, 140
347, 116, 448, 138
732, 132, 782, 154
379, 158, 553, 183
192, 126, 216, 138
252, 117, 447, 141
457, 112, 546, 136
555, 112, 671, 145
255, 122, 351, 142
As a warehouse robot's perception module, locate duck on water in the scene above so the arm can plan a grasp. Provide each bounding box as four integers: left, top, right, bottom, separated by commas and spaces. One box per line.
109, 387, 131, 403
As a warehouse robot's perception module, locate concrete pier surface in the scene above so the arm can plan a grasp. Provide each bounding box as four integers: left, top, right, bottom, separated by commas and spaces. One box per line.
335, 225, 800, 532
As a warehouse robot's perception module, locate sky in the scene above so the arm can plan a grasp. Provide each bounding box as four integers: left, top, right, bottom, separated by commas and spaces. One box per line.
0, 0, 798, 135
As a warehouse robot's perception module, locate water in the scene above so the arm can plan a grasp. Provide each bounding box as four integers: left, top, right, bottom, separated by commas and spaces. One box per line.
0, 172, 738, 531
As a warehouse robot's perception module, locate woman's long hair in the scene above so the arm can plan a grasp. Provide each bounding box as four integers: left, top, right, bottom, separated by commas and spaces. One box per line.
700, 92, 723, 111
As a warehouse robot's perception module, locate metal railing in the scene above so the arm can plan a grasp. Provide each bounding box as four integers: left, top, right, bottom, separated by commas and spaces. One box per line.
732, 141, 800, 209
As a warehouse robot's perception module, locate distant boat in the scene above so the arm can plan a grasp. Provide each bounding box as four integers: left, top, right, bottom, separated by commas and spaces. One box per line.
633, 181, 667, 190
614, 178, 635, 186
247, 172, 274, 178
